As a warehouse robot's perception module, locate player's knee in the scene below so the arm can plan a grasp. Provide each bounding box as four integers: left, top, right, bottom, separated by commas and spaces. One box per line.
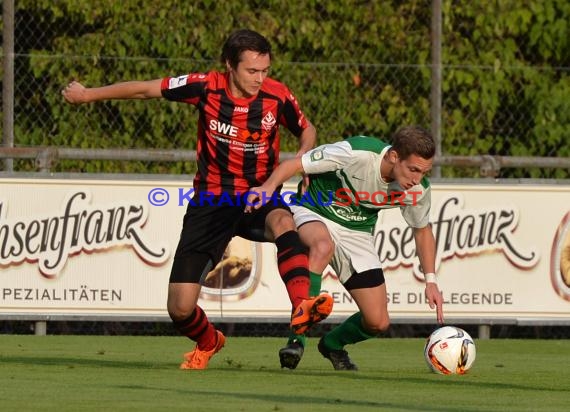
365, 315, 390, 334
167, 299, 195, 322
267, 210, 296, 235
310, 238, 334, 266
378, 317, 391, 332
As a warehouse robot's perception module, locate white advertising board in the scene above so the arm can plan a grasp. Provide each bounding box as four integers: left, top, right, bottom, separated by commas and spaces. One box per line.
1, 177, 569, 323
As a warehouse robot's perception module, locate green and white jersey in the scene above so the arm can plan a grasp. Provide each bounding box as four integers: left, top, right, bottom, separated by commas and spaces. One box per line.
295, 136, 431, 233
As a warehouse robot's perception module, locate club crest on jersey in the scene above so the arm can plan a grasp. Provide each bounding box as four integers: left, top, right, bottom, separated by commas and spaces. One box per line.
310, 150, 324, 161
261, 112, 276, 131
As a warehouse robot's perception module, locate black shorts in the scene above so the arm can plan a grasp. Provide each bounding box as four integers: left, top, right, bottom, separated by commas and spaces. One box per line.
169, 193, 290, 283
343, 268, 385, 291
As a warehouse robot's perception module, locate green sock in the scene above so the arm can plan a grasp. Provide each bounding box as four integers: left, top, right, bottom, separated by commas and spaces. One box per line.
287, 333, 306, 347
309, 271, 322, 296
286, 272, 322, 347
322, 312, 375, 351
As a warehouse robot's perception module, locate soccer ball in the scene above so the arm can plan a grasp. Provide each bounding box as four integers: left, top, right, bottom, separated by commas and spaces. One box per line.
424, 326, 476, 375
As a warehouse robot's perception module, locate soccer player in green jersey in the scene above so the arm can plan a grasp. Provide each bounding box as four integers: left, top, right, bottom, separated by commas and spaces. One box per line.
246, 125, 444, 370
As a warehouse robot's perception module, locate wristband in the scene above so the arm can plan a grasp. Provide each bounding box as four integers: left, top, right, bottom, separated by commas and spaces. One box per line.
424, 272, 437, 283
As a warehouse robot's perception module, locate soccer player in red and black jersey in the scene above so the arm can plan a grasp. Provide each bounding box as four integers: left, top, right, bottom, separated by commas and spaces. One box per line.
62, 29, 333, 369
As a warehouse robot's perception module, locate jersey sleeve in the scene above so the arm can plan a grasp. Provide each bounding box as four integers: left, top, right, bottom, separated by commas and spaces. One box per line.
301, 141, 354, 174
401, 185, 431, 228
160, 72, 208, 105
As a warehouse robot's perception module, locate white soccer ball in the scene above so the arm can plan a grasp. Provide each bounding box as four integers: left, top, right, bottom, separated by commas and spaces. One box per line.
424, 326, 476, 375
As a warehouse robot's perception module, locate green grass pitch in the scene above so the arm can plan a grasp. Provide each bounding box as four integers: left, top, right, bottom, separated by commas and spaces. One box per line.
1, 335, 569, 411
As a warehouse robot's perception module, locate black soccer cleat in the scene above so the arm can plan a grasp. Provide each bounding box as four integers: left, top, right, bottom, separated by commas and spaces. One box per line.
279, 340, 304, 369
318, 337, 358, 371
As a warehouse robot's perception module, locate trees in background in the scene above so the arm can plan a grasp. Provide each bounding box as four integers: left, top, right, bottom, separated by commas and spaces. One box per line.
7, 0, 569, 177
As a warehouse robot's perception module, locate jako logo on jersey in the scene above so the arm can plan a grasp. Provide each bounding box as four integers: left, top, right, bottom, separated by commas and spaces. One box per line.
209, 120, 238, 137
234, 106, 249, 113
261, 112, 276, 131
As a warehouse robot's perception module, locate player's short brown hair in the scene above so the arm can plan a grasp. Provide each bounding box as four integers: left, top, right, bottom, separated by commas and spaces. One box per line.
390, 125, 435, 160
221, 29, 272, 69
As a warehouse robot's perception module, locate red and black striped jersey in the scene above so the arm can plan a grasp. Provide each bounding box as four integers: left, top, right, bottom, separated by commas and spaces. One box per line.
161, 71, 310, 195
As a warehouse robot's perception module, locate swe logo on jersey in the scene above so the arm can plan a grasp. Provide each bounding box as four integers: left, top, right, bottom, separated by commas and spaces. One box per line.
209, 120, 238, 137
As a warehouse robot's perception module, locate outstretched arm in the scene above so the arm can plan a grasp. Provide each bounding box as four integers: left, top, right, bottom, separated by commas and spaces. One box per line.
413, 225, 444, 324
245, 157, 304, 212
62, 79, 163, 104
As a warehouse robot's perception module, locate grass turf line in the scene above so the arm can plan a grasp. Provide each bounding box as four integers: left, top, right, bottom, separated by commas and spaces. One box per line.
0, 336, 569, 411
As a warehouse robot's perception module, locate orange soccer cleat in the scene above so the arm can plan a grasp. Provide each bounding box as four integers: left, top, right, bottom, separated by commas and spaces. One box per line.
180, 330, 226, 370
290, 293, 334, 335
